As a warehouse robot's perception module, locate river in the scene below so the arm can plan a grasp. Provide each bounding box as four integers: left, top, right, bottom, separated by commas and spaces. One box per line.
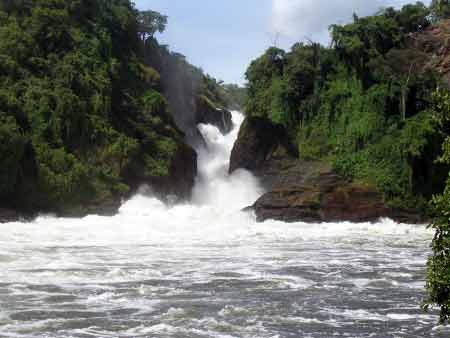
0, 112, 448, 338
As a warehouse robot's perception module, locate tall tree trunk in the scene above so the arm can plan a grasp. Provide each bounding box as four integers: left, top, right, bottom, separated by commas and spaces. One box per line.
400, 62, 415, 121
401, 87, 407, 121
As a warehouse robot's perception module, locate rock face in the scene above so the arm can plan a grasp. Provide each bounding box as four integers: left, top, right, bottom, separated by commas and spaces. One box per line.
164, 92, 233, 148
229, 116, 299, 175
252, 160, 424, 224
253, 170, 388, 223
0, 208, 20, 223
231, 116, 423, 224
195, 95, 233, 134
160, 61, 233, 147
252, 168, 424, 224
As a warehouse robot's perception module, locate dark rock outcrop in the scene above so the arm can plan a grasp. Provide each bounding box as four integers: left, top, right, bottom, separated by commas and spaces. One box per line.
253, 170, 384, 223
163, 90, 233, 148
251, 163, 424, 224
0, 208, 21, 223
57, 198, 123, 218
195, 95, 233, 134
229, 116, 299, 175
155, 52, 233, 147
231, 116, 423, 224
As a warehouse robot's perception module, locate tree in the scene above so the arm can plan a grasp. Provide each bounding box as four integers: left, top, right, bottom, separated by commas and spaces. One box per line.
245, 47, 286, 118
282, 43, 320, 125
380, 48, 429, 120
430, 0, 450, 21
245, 1, 443, 214
330, 2, 430, 87
425, 90, 450, 324
137, 10, 167, 41
395, 2, 430, 32
0, 0, 32, 16
0, 115, 27, 196
330, 13, 400, 86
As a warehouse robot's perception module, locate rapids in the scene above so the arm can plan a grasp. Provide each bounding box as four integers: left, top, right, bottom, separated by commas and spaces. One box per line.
0, 112, 448, 337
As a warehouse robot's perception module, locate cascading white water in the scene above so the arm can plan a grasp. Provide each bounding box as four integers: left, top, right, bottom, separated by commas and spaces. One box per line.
0, 112, 447, 338
192, 112, 264, 211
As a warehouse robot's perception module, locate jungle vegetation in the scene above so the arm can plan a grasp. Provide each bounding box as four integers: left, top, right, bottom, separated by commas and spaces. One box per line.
0, 0, 232, 215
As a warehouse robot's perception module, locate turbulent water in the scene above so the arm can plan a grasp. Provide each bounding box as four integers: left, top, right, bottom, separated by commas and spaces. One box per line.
0, 112, 448, 338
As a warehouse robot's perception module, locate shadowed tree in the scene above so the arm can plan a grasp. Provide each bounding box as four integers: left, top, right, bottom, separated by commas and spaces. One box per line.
381, 48, 429, 120
137, 10, 167, 41
431, 0, 450, 20
425, 90, 450, 323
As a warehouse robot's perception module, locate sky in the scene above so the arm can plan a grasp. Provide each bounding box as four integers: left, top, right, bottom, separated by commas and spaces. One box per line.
134, 0, 432, 85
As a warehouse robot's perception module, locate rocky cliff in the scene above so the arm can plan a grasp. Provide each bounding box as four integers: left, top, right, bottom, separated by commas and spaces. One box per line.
229, 116, 298, 177
144, 40, 234, 148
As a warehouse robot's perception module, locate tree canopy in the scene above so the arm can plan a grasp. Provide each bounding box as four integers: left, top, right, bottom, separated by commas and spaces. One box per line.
425, 90, 450, 323
431, 0, 450, 20
0, 0, 232, 214
137, 10, 167, 40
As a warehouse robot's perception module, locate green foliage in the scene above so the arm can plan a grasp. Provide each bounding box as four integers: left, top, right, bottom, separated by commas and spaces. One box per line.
34, 144, 92, 207
245, 47, 286, 119
0, 0, 186, 213
245, 2, 443, 212
141, 89, 168, 116
137, 10, 167, 40
221, 83, 247, 110
143, 137, 178, 177
431, 0, 450, 21
330, 2, 429, 84
0, 115, 27, 196
198, 94, 218, 112
0, 0, 240, 214
425, 90, 450, 323
139, 63, 161, 87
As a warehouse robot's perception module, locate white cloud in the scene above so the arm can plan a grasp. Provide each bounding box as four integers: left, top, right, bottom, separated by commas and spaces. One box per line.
271, 0, 431, 44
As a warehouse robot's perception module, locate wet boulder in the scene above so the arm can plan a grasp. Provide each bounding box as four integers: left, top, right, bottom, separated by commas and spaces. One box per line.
0, 208, 20, 223
250, 164, 424, 224
229, 116, 298, 175
195, 95, 233, 134
253, 171, 390, 223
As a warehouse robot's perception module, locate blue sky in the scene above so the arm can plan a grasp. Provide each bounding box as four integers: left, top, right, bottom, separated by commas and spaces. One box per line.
134, 0, 431, 85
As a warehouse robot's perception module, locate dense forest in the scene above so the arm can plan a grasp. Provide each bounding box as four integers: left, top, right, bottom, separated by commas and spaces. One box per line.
0, 0, 242, 216
245, 0, 450, 323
